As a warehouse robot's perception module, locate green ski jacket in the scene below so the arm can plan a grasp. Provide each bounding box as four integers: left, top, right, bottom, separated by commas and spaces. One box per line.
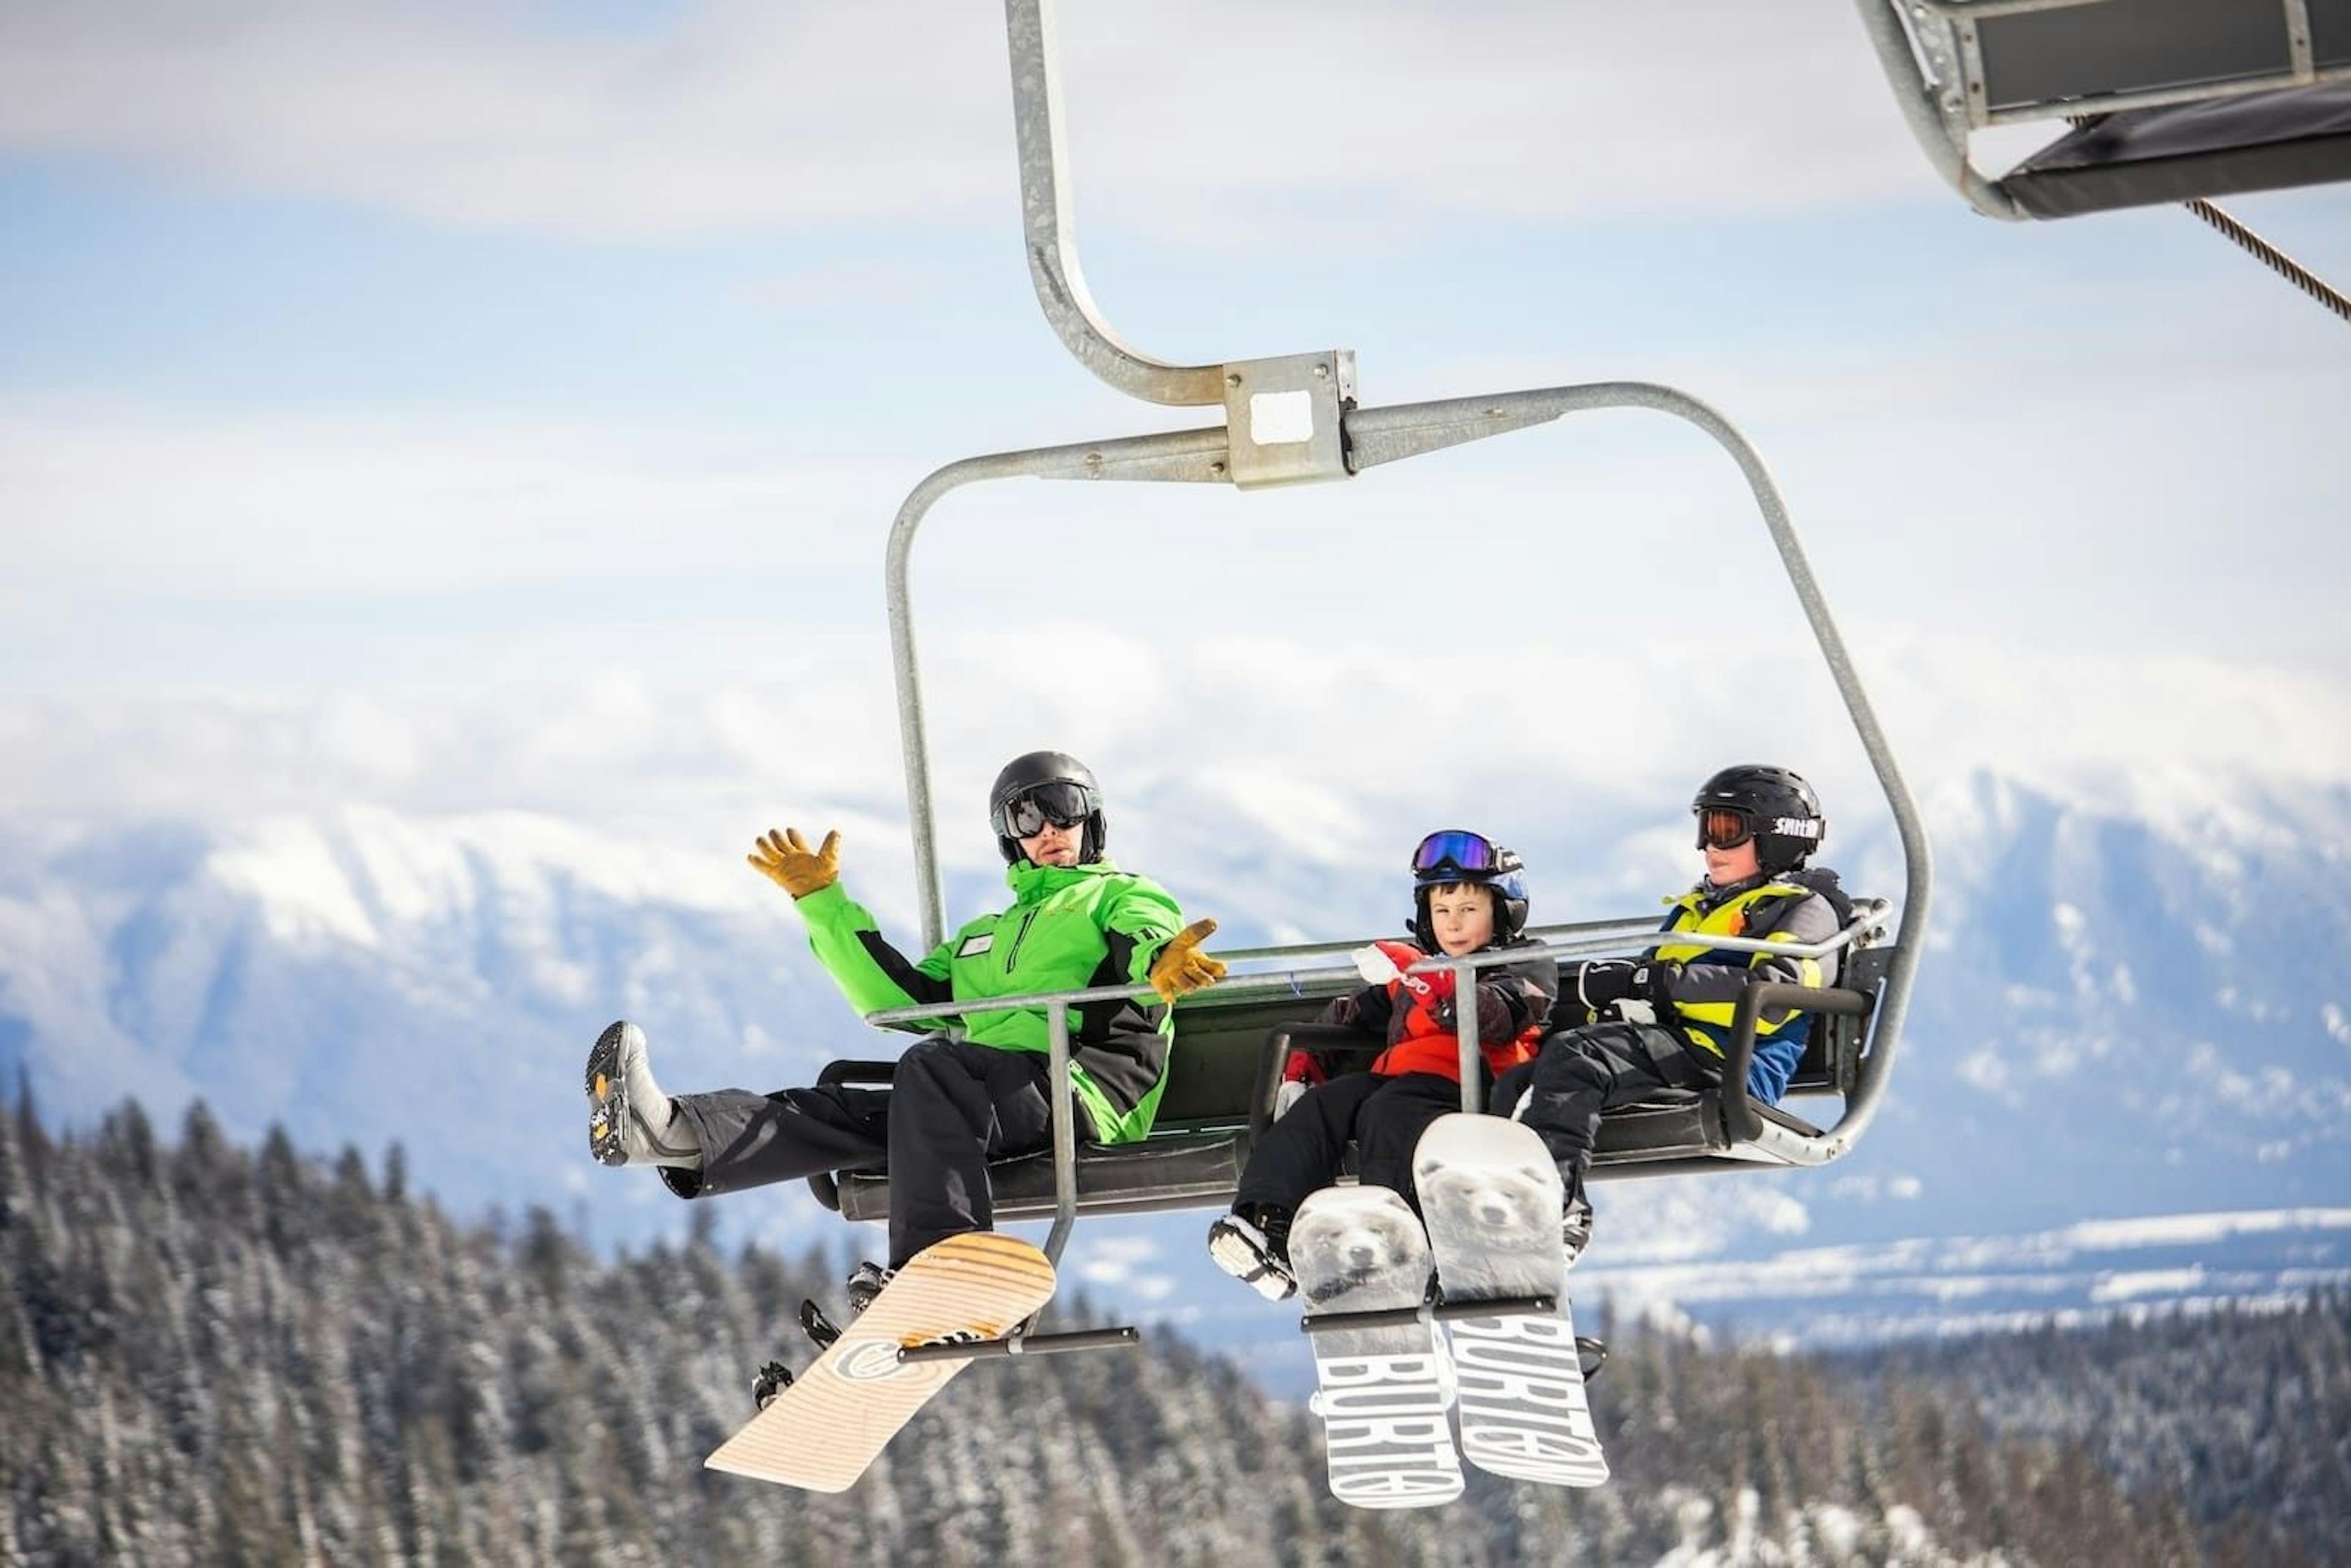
795, 859, 1187, 1144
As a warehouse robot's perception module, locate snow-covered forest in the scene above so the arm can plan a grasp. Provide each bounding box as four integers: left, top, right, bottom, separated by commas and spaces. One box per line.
2, 1085, 2341, 1566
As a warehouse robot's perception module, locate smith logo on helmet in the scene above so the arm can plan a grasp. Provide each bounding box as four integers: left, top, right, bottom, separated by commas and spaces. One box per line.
1772, 817, 1823, 838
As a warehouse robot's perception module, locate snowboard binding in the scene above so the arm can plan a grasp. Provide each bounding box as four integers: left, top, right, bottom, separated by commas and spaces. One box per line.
751, 1360, 794, 1411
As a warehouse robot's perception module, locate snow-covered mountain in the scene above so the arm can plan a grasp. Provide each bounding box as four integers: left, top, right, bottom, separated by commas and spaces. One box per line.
3, 643, 2347, 1351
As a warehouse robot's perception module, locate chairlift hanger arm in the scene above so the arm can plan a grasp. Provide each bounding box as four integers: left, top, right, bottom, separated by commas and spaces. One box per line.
1005, 0, 1225, 405
1006, 0, 1363, 461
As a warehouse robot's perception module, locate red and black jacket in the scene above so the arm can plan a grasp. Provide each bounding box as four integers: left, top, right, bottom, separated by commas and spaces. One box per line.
1306, 936, 1558, 1084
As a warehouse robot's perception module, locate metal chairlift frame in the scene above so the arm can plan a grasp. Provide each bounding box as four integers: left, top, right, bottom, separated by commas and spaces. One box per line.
821, 0, 1935, 1286
1855, 0, 2351, 220
1854, 0, 2351, 324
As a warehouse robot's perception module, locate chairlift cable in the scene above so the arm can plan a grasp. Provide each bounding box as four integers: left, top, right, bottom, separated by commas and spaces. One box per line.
2183, 198, 2351, 327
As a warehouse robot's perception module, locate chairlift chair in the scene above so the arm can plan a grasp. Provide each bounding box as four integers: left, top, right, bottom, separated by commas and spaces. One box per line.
796, 1, 1937, 1288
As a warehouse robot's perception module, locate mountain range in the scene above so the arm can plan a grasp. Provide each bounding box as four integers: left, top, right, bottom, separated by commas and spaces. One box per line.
4, 650, 2347, 1366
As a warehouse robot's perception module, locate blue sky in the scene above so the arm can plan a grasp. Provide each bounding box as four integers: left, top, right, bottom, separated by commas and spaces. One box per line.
3, 0, 2347, 729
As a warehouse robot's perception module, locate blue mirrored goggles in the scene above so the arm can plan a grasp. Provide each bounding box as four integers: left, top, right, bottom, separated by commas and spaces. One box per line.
1410, 829, 1503, 880
996, 781, 1100, 840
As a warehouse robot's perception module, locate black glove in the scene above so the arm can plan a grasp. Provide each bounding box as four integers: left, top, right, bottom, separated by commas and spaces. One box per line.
1617, 960, 1682, 1024
1564, 960, 1638, 1027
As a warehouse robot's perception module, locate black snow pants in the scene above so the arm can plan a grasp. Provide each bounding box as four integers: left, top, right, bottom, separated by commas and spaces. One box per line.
1234, 1071, 1468, 1216
663, 1034, 1095, 1269
1490, 1021, 1714, 1199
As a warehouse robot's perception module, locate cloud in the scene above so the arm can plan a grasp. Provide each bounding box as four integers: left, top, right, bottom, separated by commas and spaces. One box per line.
0, 409, 896, 606
6, 630, 2344, 897
0, 0, 1953, 240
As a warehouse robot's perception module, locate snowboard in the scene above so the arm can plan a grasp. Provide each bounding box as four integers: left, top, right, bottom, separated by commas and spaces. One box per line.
1412, 1112, 1609, 1487
705, 1231, 1057, 1492
1291, 1184, 1464, 1510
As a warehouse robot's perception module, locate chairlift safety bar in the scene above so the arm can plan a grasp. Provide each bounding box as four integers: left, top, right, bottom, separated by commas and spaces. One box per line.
859, 909, 1892, 1264
858, 912, 1892, 1032
1207, 913, 1684, 969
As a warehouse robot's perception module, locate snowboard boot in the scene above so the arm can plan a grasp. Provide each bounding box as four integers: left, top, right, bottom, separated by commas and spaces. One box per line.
1207, 1202, 1297, 1302
585, 1021, 701, 1170
1561, 1191, 1594, 1270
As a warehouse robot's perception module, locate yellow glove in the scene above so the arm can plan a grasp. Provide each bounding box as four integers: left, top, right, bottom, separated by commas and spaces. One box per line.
1147, 917, 1226, 1003
748, 827, 840, 899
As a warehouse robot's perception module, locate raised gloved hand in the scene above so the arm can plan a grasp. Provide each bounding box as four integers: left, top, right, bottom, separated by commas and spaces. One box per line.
748, 827, 840, 899
1148, 918, 1227, 1003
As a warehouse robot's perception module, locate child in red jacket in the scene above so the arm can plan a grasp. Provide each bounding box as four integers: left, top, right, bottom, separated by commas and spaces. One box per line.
1205, 830, 1558, 1301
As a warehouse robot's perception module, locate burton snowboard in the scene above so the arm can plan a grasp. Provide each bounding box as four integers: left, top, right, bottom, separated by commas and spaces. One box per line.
1413, 1112, 1608, 1487
1291, 1184, 1463, 1510
705, 1231, 1056, 1492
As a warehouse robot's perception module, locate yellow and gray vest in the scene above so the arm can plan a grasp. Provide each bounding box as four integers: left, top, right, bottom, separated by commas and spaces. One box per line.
1652, 876, 1842, 1063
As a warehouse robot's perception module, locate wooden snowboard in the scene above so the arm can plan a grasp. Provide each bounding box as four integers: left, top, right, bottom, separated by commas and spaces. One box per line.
705, 1231, 1056, 1492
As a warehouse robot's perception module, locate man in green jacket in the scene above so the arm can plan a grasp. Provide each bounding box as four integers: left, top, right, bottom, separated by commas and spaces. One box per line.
585, 751, 1224, 1304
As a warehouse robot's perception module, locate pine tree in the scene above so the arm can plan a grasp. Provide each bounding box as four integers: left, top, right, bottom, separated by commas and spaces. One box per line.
9, 1097, 2349, 1564
383, 1139, 407, 1206
12, 1062, 48, 1193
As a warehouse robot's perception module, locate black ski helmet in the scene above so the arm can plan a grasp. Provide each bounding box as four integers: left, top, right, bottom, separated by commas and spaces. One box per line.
1692, 764, 1825, 874
988, 751, 1108, 865
1408, 830, 1529, 948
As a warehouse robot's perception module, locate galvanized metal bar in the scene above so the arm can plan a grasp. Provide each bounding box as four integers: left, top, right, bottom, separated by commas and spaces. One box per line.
1951, 12, 1992, 131
858, 911, 1892, 1030
1850, 0, 2024, 217
1044, 999, 1079, 1264
1911, 0, 2105, 21
1211, 915, 1666, 967
1004, 0, 1226, 406
2285, 0, 2316, 81
1979, 61, 2351, 126
1455, 956, 1482, 1113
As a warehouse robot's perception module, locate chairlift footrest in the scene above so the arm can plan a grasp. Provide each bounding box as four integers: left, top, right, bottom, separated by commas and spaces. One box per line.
1300, 1291, 1556, 1337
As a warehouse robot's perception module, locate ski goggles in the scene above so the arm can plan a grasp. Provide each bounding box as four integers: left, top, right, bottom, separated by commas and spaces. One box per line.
1695, 808, 1755, 851
1410, 829, 1504, 880
995, 781, 1100, 839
